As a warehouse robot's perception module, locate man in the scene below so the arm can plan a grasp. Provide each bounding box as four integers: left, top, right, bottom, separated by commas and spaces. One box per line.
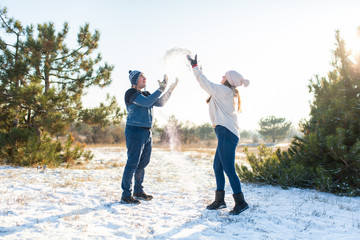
121, 70, 178, 204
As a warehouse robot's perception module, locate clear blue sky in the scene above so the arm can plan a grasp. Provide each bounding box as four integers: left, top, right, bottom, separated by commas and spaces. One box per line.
2, 0, 360, 130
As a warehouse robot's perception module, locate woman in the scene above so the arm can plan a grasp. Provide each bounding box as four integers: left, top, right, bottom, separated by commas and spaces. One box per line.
187, 55, 250, 215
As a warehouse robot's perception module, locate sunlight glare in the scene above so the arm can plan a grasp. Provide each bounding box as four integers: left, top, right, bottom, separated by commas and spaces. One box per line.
342, 26, 360, 62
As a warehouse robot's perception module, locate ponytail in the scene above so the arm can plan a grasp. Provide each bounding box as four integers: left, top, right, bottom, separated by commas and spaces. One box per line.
234, 88, 241, 113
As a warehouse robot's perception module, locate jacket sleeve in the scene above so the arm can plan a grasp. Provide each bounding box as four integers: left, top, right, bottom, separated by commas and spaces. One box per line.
133, 90, 163, 107
192, 66, 220, 96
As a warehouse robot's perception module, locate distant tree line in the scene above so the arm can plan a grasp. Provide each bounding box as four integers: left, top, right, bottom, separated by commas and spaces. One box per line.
69, 114, 300, 148
69, 115, 218, 147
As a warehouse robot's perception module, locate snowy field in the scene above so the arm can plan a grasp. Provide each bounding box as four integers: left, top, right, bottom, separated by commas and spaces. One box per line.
1, 147, 359, 240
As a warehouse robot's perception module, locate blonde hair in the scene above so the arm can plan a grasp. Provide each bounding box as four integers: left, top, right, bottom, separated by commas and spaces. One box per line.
206, 81, 241, 113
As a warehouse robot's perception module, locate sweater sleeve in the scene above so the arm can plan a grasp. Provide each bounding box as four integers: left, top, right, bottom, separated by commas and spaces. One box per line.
192, 66, 220, 96
133, 89, 162, 107
153, 90, 171, 107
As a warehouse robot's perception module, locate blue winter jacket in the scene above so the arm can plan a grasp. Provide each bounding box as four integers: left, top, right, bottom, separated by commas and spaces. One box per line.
125, 88, 171, 128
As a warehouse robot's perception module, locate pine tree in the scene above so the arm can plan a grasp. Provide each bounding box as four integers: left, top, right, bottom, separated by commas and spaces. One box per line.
258, 116, 292, 142
289, 30, 360, 195
237, 30, 360, 196
0, 6, 120, 165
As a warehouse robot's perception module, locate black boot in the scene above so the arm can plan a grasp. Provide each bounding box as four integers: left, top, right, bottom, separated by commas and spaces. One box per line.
229, 192, 249, 215
206, 190, 227, 210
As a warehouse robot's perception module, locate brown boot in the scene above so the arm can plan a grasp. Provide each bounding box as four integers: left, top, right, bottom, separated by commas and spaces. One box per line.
134, 192, 153, 201
229, 192, 249, 215
120, 196, 140, 204
206, 190, 227, 210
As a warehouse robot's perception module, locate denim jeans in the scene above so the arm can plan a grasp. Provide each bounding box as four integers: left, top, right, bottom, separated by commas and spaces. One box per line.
213, 125, 242, 194
121, 125, 152, 198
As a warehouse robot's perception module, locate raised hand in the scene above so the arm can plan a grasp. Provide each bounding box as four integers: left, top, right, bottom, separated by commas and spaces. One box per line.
158, 74, 168, 91
169, 77, 179, 92
186, 54, 197, 66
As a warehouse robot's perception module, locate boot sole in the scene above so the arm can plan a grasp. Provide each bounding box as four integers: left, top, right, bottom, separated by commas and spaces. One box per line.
120, 200, 141, 204
229, 205, 249, 215
134, 196, 153, 201
206, 204, 227, 210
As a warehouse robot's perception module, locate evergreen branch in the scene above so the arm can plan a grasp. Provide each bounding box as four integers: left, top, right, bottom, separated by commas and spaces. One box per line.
53, 45, 83, 61
59, 48, 92, 70
0, 115, 11, 128
0, 46, 16, 58
58, 55, 81, 70
340, 157, 349, 167
35, 67, 45, 81
0, 90, 13, 98
50, 80, 77, 85
0, 42, 16, 50
51, 67, 81, 73
49, 75, 81, 82
49, 72, 96, 82
0, 14, 19, 36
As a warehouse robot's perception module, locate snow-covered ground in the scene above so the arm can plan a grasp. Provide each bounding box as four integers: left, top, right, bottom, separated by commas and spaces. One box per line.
1, 147, 359, 240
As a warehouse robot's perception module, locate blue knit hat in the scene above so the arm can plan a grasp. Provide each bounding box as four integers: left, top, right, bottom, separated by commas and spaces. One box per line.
129, 70, 141, 85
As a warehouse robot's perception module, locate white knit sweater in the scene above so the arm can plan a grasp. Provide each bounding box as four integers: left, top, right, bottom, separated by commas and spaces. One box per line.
192, 66, 240, 139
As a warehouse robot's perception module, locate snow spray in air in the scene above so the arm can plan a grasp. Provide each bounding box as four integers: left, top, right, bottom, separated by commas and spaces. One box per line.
163, 47, 192, 63
162, 47, 193, 151
163, 47, 194, 77
164, 118, 181, 151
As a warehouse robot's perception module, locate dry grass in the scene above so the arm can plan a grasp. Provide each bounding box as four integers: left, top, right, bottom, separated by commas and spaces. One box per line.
181, 143, 291, 166
239, 143, 290, 154
181, 147, 216, 155
75, 175, 95, 182
53, 180, 79, 189
156, 176, 165, 182
79, 142, 291, 169
14, 194, 33, 205
153, 140, 217, 149
86, 161, 126, 170
64, 213, 81, 221
85, 142, 290, 152
85, 143, 126, 148
66, 164, 90, 170
105, 161, 125, 168
51, 175, 95, 189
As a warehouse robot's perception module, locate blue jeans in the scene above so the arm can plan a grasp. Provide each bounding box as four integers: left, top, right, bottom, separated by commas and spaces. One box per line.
213, 125, 242, 194
121, 125, 152, 198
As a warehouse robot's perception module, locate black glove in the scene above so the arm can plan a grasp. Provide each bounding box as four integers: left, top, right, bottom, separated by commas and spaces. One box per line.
187, 54, 197, 67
